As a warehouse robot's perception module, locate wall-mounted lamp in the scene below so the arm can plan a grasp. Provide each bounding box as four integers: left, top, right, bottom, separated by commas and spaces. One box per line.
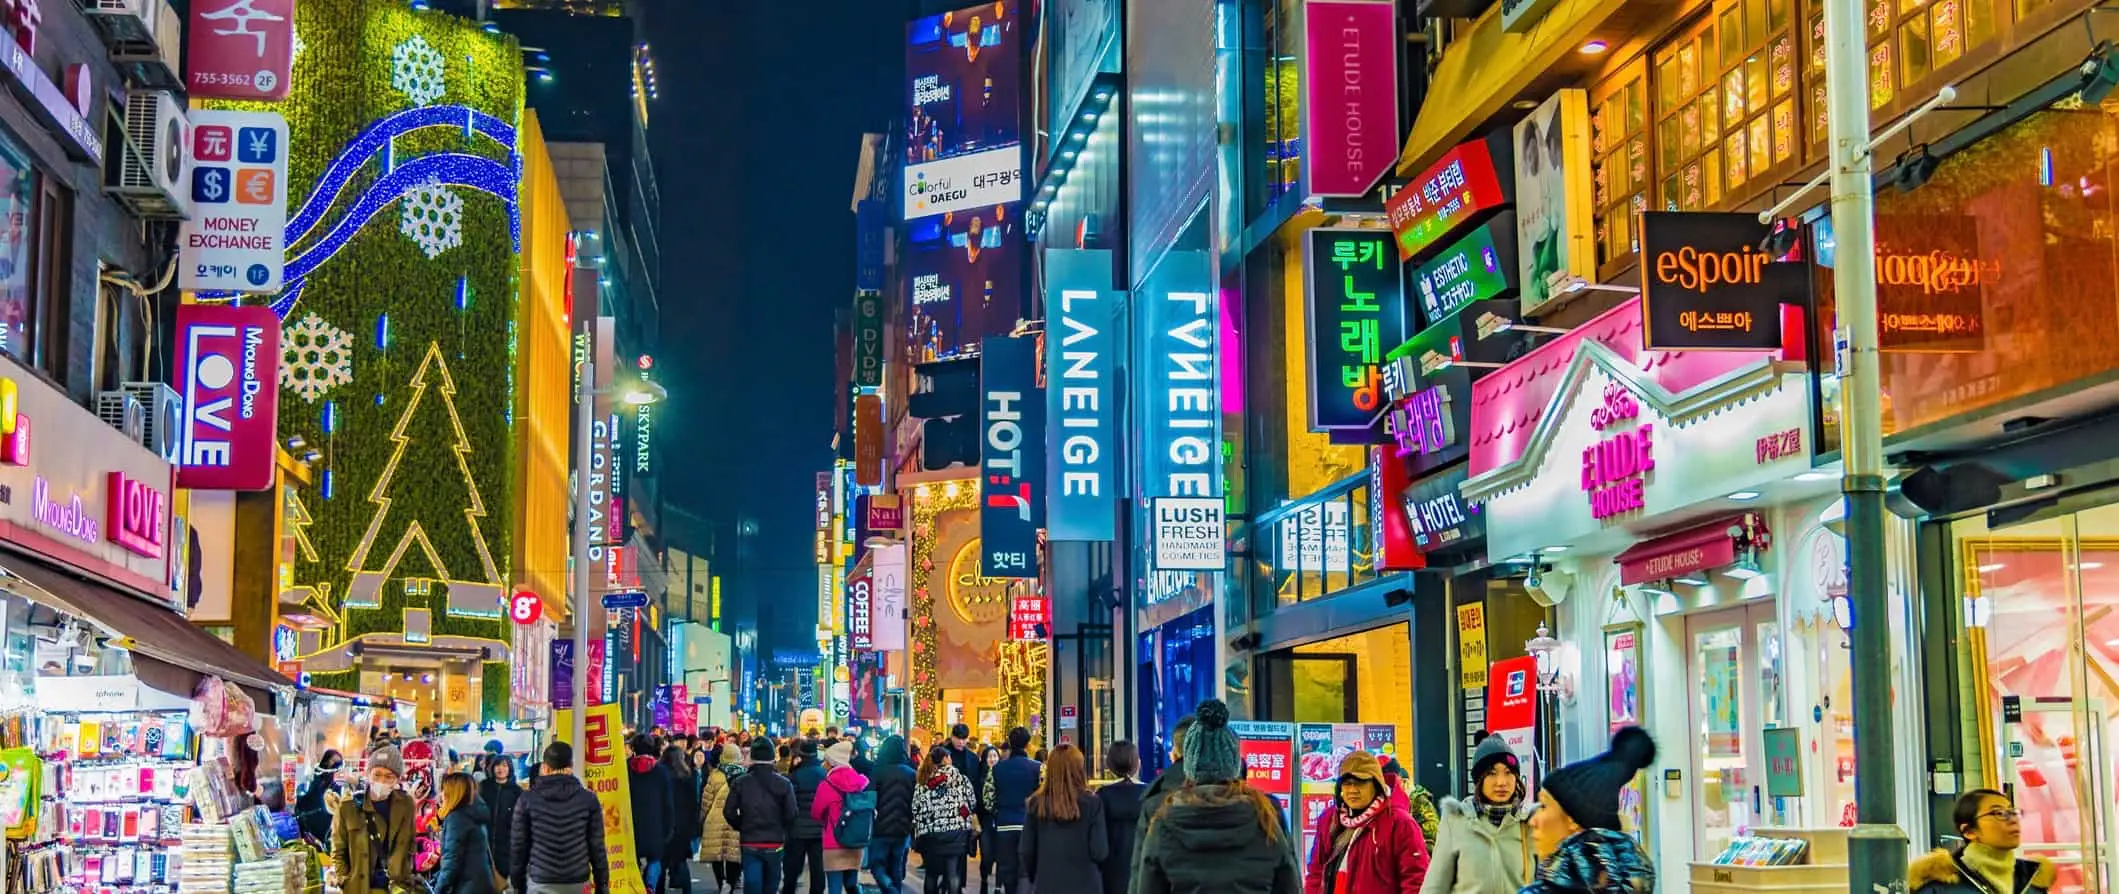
1525, 622, 1575, 704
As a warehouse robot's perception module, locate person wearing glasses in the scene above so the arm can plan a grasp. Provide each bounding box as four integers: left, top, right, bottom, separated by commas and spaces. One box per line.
1911, 790, 2055, 894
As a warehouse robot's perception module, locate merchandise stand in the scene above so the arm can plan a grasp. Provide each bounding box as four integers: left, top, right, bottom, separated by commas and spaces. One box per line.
1691, 828, 1851, 894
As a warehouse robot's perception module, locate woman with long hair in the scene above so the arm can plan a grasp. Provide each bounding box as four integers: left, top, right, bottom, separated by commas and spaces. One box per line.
1138, 701, 1301, 894
477, 757, 522, 879
1098, 741, 1148, 894
699, 743, 746, 893
433, 772, 501, 894
1910, 790, 2053, 894
912, 744, 978, 894
660, 745, 701, 894
1421, 735, 1531, 894
976, 744, 1003, 892
1021, 744, 1109, 892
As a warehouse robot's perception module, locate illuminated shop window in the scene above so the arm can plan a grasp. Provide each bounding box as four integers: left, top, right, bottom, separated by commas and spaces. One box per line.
1263, 0, 1303, 203
1808, 0, 1997, 138
1590, 62, 1649, 276
1653, 0, 1797, 212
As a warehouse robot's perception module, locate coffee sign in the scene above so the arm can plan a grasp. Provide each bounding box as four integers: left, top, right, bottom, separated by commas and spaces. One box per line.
1639, 212, 1796, 350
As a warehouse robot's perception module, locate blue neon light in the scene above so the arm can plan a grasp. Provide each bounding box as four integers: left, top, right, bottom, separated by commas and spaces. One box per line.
322, 400, 337, 434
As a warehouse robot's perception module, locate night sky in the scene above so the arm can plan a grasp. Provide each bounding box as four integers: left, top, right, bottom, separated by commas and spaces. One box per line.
645, 0, 906, 654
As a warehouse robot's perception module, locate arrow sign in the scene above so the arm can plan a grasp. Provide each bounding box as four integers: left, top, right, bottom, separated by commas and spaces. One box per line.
601, 590, 648, 609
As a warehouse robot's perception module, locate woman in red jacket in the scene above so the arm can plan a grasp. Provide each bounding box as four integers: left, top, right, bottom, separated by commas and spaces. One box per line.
1305, 751, 1431, 894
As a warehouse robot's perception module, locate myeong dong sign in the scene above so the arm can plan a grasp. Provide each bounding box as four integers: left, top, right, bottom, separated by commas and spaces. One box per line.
174, 304, 280, 491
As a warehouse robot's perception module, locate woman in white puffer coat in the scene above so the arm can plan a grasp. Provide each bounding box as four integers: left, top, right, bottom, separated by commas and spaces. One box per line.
1420, 735, 1536, 894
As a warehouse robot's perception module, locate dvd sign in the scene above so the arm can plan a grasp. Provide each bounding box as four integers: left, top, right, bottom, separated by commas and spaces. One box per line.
174, 304, 280, 490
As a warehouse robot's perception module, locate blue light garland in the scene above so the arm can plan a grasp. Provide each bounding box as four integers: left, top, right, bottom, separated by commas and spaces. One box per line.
287, 105, 515, 248
282, 152, 520, 282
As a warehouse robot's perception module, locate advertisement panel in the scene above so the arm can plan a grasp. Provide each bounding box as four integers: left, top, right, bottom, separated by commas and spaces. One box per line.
551, 704, 649, 894
1231, 720, 1297, 836
1007, 589, 1048, 641
1296, 722, 1398, 884
187, 0, 294, 101
1486, 654, 1540, 775
180, 110, 289, 292
905, 206, 1023, 362
854, 292, 884, 388
1513, 91, 1595, 315
978, 335, 1043, 577
872, 542, 908, 651
1385, 136, 1509, 261
173, 304, 280, 490
1302, 0, 1398, 198
904, 4, 1023, 220
1305, 229, 1405, 431
1044, 249, 1117, 542
1412, 216, 1517, 330
1638, 212, 1796, 350
848, 569, 874, 651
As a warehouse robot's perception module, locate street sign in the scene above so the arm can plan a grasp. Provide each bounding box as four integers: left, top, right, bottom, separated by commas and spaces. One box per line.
601, 590, 648, 610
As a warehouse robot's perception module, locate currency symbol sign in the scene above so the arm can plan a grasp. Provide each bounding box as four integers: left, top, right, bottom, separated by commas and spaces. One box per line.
202, 171, 226, 202
243, 175, 269, 203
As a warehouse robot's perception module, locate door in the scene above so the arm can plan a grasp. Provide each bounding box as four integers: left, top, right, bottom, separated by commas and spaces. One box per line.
1688, 601, 1788, 860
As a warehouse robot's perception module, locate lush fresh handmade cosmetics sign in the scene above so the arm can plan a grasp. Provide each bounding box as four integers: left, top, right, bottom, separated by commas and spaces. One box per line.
1305, 229, 1407, 431
1045, 250, 1117, 542
979, 335, 1044, 577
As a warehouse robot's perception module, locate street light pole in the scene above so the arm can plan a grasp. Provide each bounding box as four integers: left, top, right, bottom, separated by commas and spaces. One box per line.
1823, 0, 1906, 891
569, 360, 596, 754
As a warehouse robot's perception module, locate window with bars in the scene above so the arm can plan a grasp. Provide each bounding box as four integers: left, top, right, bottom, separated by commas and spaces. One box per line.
1264, 0, 1304, 204
1654, 0, 1801, 215
1591, 64, 1651, 274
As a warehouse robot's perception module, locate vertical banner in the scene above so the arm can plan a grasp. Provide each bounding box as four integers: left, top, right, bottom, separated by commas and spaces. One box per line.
1301, 0, 1399, 198
1044, 249, 1117, 542
180, 110, 289, 292
550, 639, 575, 710
853, 292, 885, 388
813, 471, 833, 564
979, 335, 1044, 577
1142, 250, 1220, 500
1008, 587, 1049, 641
848, 568, 874, 651
855, 200, 888, 293
1369, 446, 1423, 571
1305, 229, 1406, 431
871, 543, 907, 651
1487, 654, 1540, 781
552, 703, 649, 894
1513, 90, 1596, 314
854, 394, 884, 486
187, 0, 295, 101
174, 304, 281, 490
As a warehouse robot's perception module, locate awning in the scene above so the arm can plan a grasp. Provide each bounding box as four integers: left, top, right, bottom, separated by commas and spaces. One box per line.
1, 557, 292, 699
1613, 512, 1769, 586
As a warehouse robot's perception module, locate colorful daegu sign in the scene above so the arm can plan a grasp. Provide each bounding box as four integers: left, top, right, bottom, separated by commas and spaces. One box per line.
1305, 229, 1406, 431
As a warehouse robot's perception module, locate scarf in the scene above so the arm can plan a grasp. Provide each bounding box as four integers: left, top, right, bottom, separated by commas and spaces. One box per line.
1961, 843, 2019, 894
1478, 799, 1517, 827
1526, 828, 1655, 894
1338, 798, 1387, 831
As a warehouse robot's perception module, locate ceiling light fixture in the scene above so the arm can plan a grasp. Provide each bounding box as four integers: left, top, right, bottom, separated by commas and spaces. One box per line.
1727, 491, 1763, 501
1580, 39, 1610, 55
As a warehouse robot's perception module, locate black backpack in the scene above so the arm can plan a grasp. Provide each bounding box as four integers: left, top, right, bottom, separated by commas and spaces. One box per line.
833, 787, 877, 848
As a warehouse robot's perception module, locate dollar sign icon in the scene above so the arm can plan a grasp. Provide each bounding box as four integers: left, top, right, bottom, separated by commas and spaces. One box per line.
202, 170, 226, 202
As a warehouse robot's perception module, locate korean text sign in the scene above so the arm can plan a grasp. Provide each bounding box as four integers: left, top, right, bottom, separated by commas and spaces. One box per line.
553, 704, 649, 894
187, 0, 294, 101
904, 3, 1023, 220
1385, 137, 1508, 261
180, 110, 288, 292
174, 304, 280, 490
979, 335, 1044, 577
1305, 229, 1406, 431
1044, 249, 1117, 542
1302, 0, 1398, 198
1638, 211, 1793, 350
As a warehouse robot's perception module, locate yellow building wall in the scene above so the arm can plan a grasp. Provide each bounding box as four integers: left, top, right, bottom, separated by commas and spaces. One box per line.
514, 111, 573, 617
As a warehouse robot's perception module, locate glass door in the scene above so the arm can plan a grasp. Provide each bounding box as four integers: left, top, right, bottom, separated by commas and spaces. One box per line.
1689, 601, 1785, 860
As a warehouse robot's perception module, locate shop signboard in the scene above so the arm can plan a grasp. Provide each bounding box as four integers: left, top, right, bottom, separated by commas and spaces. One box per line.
1412, 217, 1517, 330
814, 471, 833, 564
1512, 91, 1594, 315
1231, 720, 1297, 837
1045, 249, 1118, 542
1151, 497, 1223, 571
1305, 228, 1406, 431
855, 200, 888, 293
1384, 134, 1509, 261
903, 4, 1023, 220
1140, 251, 1220, 501
173, 304, 280, 490
979, 335, 1043, 577
853, 292, 884, 388
1369, 446, 1423, 571
1007, 590, 1048, 640
551, 703, 650, 894
181, 110, 289, 292
1486, 654, 1540, 778
848, 569, 874, 651
1301, 0, 1398, 198
1401, 465, 1482, 554
854, 394, 884, 487
866, 494, 904, 532
1296, 722, 1398, 886
1638, 211, 1799, 350
0, 366, 175, 601
1456, 602, 1488, 690
187, 0, 294, 101
0, 36, 103, 164
872, 543, 907, 650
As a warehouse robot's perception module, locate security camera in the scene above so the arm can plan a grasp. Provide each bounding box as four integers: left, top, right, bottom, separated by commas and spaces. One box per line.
1526, 569, 1574, 608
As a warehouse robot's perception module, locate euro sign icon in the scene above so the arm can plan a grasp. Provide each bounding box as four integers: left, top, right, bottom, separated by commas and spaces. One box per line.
242, 174, 269, 203
201, 170, 226, 202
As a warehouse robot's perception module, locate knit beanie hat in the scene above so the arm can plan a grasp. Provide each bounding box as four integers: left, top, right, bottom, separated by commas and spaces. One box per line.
1469, 734, 1521, 790
1181, 700, 1241, 784
367, 744, 405, 778
1541, 726, 1656, 830
823, 741, 854, 768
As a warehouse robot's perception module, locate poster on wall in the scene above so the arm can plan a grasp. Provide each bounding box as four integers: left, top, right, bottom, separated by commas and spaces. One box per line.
1605, 624, 1647, 841
1513, 91, 1594, 316
1304, 228, 1406, 431
904, 3, 1023, 220
1231, 721, 1297, 837
1296, 723, 1397, 885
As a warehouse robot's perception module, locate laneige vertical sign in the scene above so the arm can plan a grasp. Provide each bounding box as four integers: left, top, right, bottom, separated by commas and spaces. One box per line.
1045, 250, 1118, 541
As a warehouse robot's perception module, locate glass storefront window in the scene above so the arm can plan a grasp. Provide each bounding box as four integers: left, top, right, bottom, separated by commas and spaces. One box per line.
1263, 0, 1302, 203
1289, 624, 1413, 754
1591, 63, 1650, 276
0, 136, 37, 367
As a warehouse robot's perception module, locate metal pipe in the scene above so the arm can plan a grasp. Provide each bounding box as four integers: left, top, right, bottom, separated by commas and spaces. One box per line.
569, 359, 596, 753
1824, 0, 1908, 888
1760, 85, 1957, 224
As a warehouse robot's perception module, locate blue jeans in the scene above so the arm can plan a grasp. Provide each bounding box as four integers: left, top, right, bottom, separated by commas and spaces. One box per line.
866, 837, 910, 891
743, 848, 784, 894
823, 869, 858, 893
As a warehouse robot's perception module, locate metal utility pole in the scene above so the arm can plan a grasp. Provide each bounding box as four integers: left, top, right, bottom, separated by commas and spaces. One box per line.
569, 360, 596, 754
1823, 0, 1906, 889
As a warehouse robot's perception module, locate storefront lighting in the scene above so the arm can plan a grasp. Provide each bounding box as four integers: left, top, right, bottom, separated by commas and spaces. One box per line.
1795, 470, 1836, 481
1540, 545, 1569, 554
1727, 491, 1762, 501
1724, 557, 1766, 580
1579, 40, 1609, 55
1673, 574, 1710, 586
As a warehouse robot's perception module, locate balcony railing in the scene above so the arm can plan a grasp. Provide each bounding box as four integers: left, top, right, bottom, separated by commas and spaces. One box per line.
1249, 469, 1384, 608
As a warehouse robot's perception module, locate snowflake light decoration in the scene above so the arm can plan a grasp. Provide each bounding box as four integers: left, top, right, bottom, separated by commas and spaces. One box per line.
282, 313, 353, 403
390, 35, 446, 107
399, 184, 464, 258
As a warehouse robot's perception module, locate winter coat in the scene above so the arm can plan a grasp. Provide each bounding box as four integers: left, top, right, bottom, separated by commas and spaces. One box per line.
1023, 793, 1110, 894
1099, 779, 1146, 894
698, 765, 743, 862
870, 739, 918, 841
434, 801, 502, 894
1302, 801, 1430, 894
329, 790, 418, 894
510, 771, 610, 894
477, 779, 521, 875
789, 757, 829, 840
1130, 759, 1185, 894
1420, 797, 1533, 894
1909, 848, 2055, 894
626, 756, 676, 858
811, 765, 873, 850
911, 764, 978, 857
723, 761, 799, 846
985, 754, 1043, 829
665, 769, 703, 863
1138, 783, 1300, 894
1520, 829, 1654, 894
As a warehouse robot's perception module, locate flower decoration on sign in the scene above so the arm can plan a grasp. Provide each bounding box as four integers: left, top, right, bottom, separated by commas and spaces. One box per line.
282, 312, 354, 403
400, 184, 465, 258
391, 34, 447, 106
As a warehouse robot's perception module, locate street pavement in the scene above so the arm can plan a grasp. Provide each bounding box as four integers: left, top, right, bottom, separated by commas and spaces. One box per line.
682, 859, 991, 894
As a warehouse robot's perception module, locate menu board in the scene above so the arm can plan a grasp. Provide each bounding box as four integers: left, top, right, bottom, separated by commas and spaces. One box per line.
1295, 723, 1398, 880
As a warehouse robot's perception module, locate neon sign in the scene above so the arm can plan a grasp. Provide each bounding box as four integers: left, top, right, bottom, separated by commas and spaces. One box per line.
1385, 140, 1507, 260
1581, 382, 1654, 520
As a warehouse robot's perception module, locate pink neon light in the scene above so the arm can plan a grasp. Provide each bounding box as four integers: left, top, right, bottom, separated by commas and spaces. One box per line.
1218, 286, 1245, 416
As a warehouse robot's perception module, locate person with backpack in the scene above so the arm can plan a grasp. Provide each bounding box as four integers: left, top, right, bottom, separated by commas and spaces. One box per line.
811, 741, 874, 894
726, 739, 800, 894
867, 736, 918, 894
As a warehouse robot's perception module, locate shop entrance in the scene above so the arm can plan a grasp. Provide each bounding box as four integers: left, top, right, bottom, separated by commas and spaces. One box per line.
1686, 600, 1788, 860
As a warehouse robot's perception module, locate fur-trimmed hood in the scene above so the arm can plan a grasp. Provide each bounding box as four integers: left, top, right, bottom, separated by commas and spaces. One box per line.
1909, 848, 2055, 894
1437, 794, 1535, 823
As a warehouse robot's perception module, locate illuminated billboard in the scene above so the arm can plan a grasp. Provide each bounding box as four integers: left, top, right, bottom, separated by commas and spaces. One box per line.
905, 206, 1024, 362
905, 3, 1023, 221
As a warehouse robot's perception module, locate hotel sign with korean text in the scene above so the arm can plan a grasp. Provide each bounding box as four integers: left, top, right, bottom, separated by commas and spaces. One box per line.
1306, 229, 1406, 432
1639, 212, 1798, 350
1302, 0, 1398, 198
979, 335, 1044, 577
1384, 135, 1509, 261
187, 0, 294, 101
174, 304, 279, 490
1045, 250, 1117, 542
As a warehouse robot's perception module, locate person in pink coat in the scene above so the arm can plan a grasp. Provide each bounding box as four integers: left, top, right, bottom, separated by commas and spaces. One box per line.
810, 741, 872, 894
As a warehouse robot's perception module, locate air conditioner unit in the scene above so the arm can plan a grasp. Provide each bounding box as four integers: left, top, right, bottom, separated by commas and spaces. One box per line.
123, 381, 182, 463
109, 0, 182, 91
79, 0, 159, 49
107, 89, 188, 220
95, 390, 147, 447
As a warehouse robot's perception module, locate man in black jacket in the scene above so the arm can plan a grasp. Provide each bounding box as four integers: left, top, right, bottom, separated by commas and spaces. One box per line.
781, 740, 827, 894
865, 735, 918, 894
724, 739, 798, 894
625, 735, 676, 891
943, 724, 982, 893
1128, 713, 1194, 894
511, 742, 610, 894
